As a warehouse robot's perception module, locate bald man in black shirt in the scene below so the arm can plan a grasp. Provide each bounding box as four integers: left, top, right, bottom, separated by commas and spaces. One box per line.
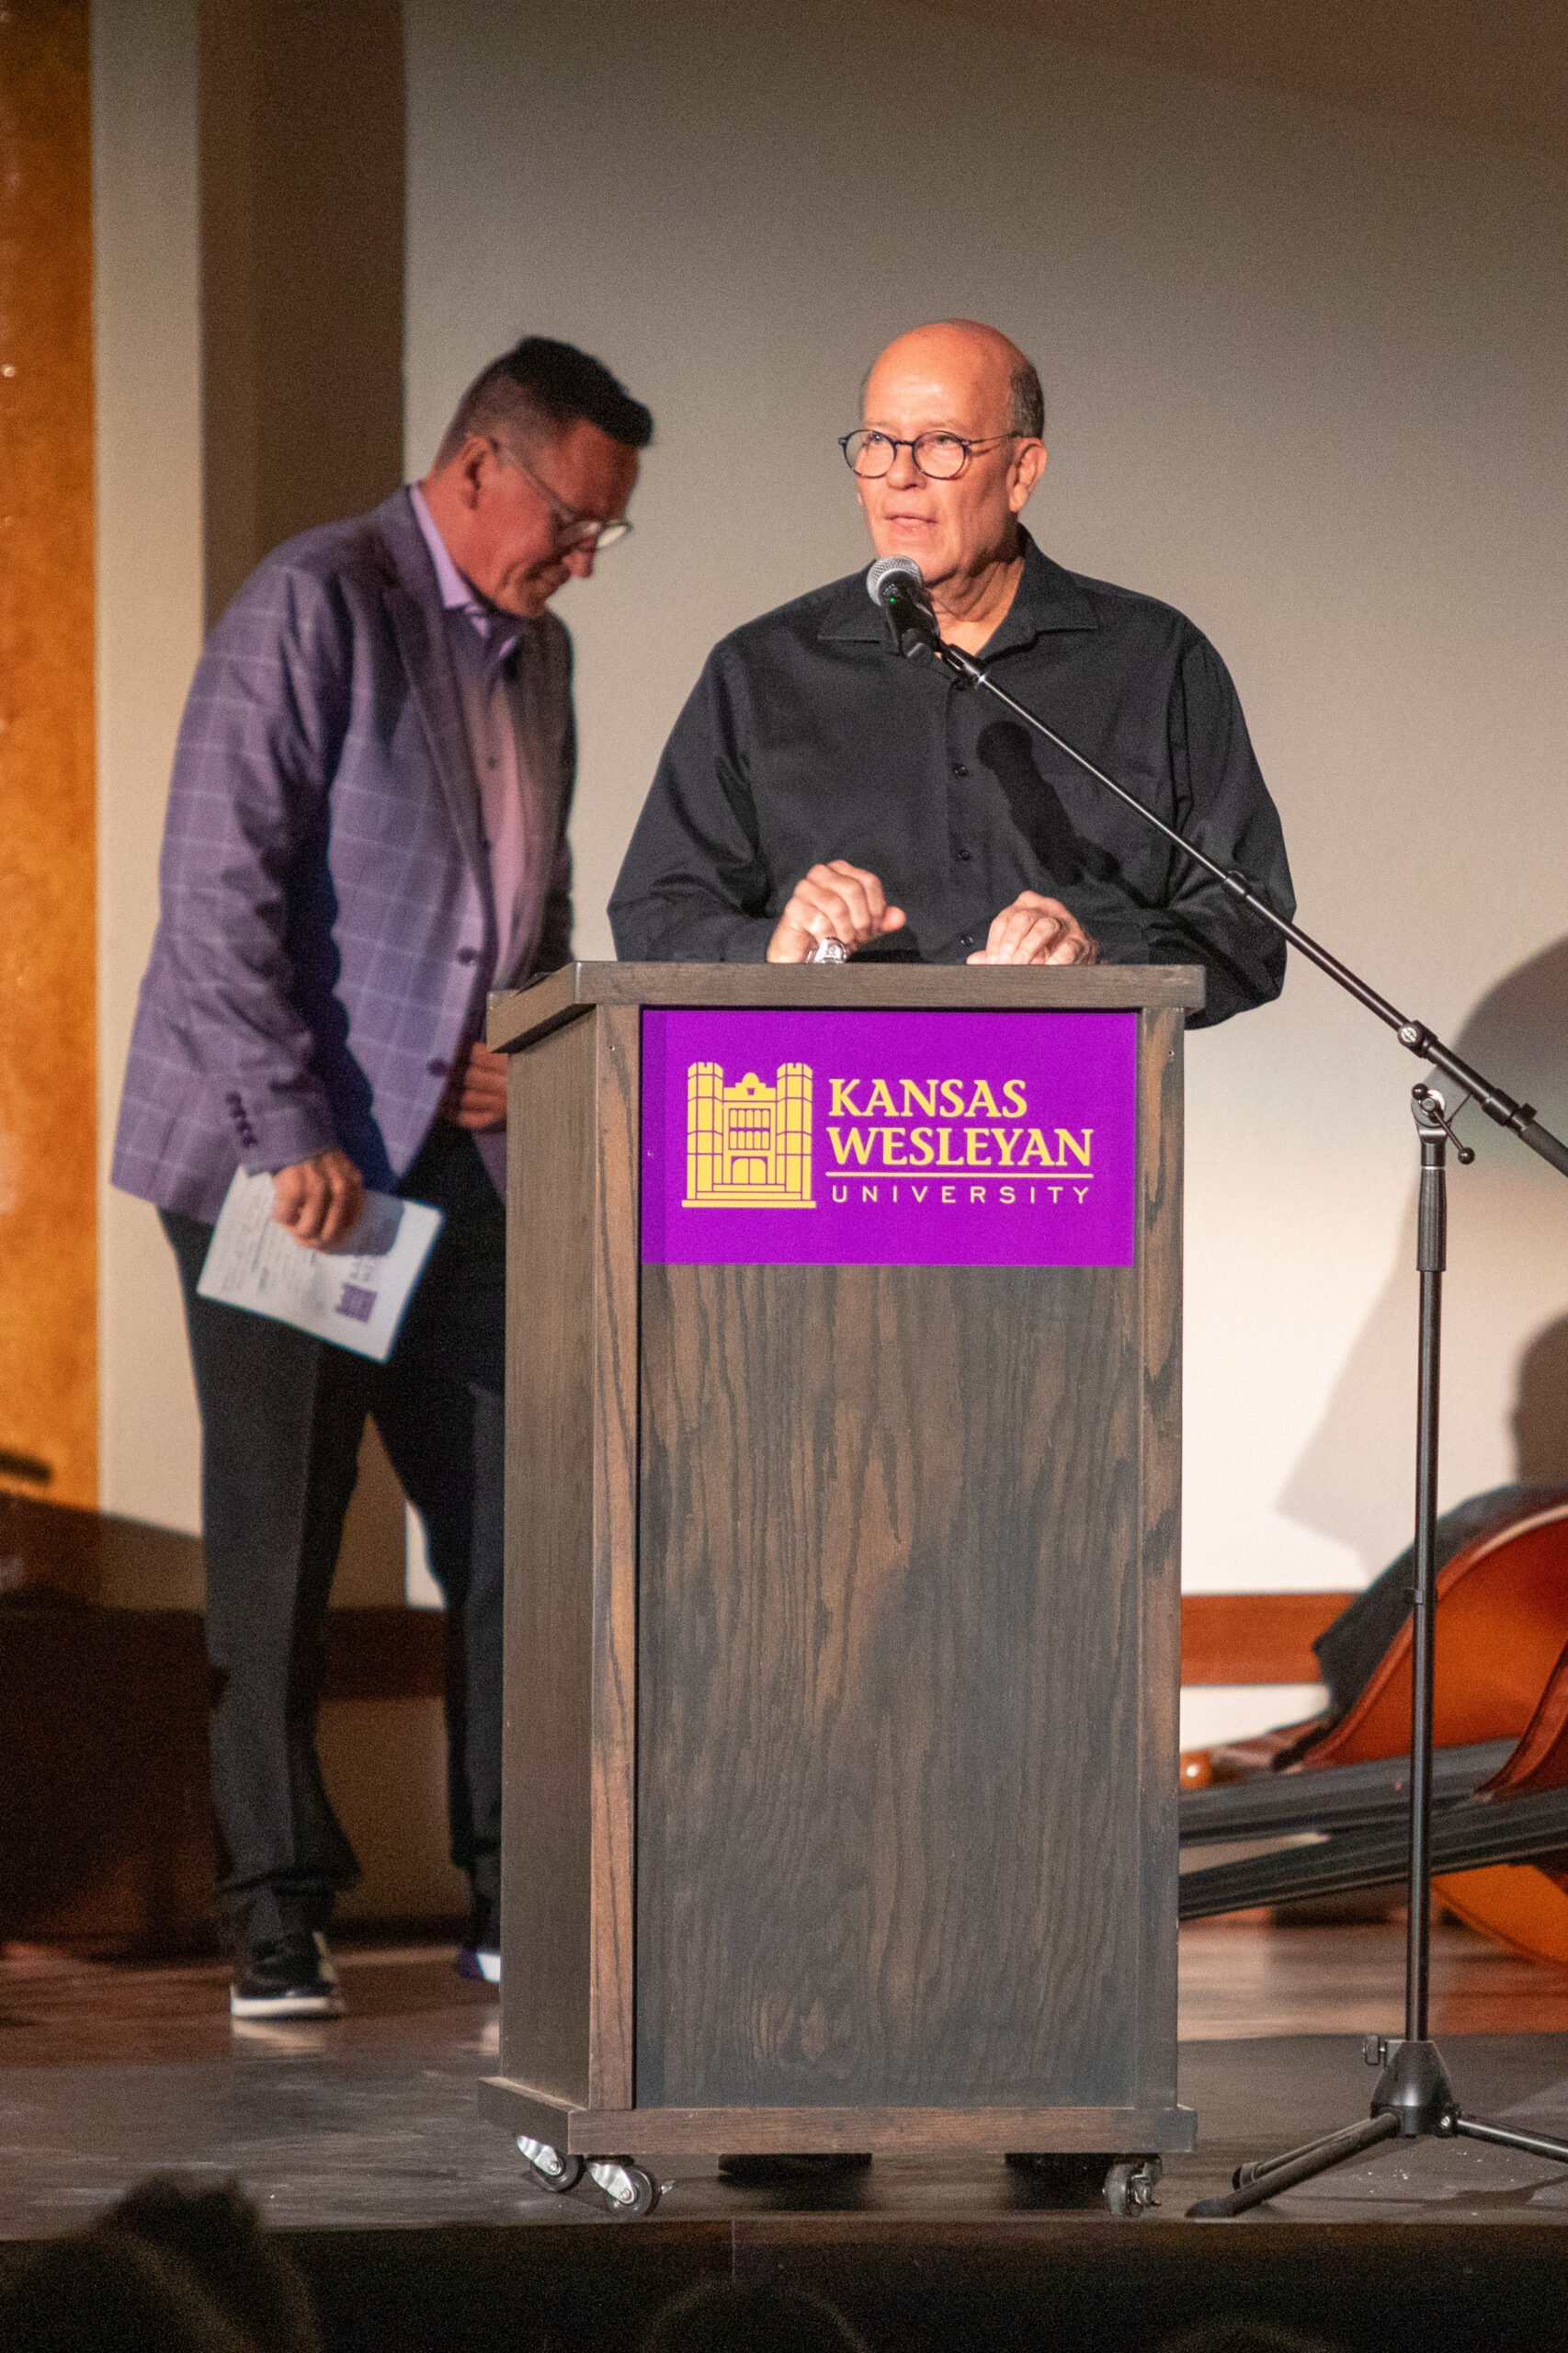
610, 320, 1291, 1027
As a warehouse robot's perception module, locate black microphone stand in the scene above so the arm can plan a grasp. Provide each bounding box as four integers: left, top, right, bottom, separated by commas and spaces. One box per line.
895, 590, 1568, 2215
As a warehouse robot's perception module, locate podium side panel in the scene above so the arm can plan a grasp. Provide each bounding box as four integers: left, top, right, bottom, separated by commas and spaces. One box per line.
500, 1012, 597, 2108
1133, 1005, 1185, 2109
585, 1005, 641, 2112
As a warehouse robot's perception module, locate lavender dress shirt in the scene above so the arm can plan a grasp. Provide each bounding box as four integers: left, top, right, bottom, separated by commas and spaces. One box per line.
408, 483, 530, 988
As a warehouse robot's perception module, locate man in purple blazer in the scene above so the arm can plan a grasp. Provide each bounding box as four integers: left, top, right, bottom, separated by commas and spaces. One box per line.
113, 337, 652, 2018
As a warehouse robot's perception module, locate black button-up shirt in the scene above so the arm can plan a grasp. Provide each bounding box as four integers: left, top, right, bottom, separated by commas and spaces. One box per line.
609, 532, 1293, 1026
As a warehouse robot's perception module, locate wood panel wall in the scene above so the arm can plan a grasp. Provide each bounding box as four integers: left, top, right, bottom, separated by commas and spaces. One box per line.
0, 0, 97, 1508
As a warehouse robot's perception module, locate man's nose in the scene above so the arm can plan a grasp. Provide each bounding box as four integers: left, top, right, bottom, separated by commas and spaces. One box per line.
885, 440, 923, 488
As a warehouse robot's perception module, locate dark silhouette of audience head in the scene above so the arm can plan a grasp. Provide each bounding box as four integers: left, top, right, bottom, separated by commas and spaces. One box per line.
642, 2281, 870, 2353
0, 2177, 321, 2353
95, 2177, 320, 2353
1157, 2325, 1343, 2353
0, 2230, 254, 2353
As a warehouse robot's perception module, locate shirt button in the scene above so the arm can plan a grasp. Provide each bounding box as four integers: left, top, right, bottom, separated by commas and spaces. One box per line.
956, 847, 973, 862
951, 762, 969, 777
427, 1058, 449, 1077
959, 931, 975, 949
456, 947, 479, 965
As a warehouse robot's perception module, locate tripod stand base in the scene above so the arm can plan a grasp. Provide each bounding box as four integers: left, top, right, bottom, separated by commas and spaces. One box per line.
1188, 2040, 1568, 2218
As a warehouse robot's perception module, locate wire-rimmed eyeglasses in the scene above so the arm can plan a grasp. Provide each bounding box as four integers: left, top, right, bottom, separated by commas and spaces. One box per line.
492, 439, 632, 551
839, 428, 1018, 480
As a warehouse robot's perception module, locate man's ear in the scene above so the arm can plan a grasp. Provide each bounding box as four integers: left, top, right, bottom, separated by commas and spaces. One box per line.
456, 434, 490, 508
1009, 439, 1047, 514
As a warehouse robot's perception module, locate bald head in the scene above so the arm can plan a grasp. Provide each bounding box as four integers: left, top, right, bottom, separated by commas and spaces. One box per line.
851, 318, 1047, 616
864, 321, 1043, 440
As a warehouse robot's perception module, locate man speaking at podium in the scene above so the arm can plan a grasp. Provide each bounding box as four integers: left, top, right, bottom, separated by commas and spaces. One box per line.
610, 320, 1290, 1023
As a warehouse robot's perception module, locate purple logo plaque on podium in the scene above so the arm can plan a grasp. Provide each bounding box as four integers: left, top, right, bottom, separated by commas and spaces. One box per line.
641, 1007, 1137, 1269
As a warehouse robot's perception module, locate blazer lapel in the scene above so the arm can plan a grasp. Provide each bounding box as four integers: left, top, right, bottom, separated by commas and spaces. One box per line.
503, 619, 562, 981
375, 493, 493, 923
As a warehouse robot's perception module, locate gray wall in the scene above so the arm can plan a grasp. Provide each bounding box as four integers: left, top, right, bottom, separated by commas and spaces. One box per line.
404, 0, 1568, 1702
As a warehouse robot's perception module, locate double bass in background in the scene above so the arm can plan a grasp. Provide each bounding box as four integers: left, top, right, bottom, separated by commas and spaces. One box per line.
1178, 1484, 1568, 1965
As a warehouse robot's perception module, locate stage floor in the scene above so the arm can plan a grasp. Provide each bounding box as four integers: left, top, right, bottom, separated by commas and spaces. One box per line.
3, 1917, 1567, 2237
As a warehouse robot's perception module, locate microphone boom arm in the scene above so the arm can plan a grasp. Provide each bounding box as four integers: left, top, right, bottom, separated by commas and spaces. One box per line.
928, 637, 1568, 1179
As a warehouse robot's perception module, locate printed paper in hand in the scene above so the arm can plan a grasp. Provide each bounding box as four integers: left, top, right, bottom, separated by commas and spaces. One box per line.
197, 1169, 444, 1362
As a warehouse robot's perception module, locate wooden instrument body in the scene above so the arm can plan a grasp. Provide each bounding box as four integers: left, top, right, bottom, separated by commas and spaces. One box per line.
1187, 1497, 1568, 1963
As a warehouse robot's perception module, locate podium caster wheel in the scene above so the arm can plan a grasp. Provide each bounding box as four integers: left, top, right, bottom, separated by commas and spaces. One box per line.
1105, 2157, 1161, 2217
587, 2158, 661, 2219
517, 2136, 584, 2194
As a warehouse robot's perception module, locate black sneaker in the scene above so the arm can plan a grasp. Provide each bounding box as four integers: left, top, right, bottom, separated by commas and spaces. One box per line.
456, 1893, 500, 1986
230, 1930, 345, 2020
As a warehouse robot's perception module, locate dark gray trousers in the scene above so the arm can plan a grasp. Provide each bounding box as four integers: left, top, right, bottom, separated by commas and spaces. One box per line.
162, 1122, 506, 1948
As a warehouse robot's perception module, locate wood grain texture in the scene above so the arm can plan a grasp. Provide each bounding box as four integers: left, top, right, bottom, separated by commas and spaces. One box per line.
500, 1006, 640, 2111
479, 2076, 1195, 2155
1131, 1007, 1184, 2109
501, 1015, 597, 2104
499, 978, 1186, 2144
0, 0, 97, 1508
489, 961, 1206, 1051
587, 1005, 641, 2110
636, 1245, 1157, 2112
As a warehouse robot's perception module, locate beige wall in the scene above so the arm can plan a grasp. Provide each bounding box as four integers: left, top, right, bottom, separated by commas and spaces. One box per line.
403, 0, 1568, 1701
94, 0, 205, 1551
94, 0, 1568, 1752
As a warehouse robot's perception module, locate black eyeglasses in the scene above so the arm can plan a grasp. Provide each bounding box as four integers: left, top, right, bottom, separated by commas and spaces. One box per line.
490, 439, 632, 550
839, 428, 1018, 480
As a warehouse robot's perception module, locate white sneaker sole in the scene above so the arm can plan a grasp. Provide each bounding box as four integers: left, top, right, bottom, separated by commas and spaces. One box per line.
476, 1949, 501, 1984
229, 1985, 346, 2019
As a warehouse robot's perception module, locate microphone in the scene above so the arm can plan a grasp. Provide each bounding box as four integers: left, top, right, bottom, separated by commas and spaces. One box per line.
865, 555, 940, 662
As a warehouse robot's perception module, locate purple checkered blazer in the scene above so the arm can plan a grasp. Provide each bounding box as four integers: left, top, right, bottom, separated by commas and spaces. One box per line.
112, 488, 574, 1221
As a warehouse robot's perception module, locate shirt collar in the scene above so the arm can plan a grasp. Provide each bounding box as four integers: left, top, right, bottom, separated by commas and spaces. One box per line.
408, 482, 521, 661
816, 529, 1099, 653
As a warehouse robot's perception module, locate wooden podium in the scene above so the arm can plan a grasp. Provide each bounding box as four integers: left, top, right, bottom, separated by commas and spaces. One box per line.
480, 962, 1200, 2208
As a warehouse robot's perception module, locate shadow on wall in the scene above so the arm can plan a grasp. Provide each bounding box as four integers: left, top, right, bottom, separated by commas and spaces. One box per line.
1513, 1316, 1568, 1484
1280, 936, 1568, 1573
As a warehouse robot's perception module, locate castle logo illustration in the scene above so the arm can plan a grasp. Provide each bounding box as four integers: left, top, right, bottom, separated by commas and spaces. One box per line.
684, 1062, 814, 1208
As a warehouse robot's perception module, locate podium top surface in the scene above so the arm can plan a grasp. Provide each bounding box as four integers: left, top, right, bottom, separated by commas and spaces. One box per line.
489, 960, 1204, 1052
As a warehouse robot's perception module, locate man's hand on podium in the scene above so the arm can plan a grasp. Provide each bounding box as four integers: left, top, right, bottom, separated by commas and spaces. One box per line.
439, 1040, 510, 1131
966, 891, 1100, 966
767, 861, 907, 962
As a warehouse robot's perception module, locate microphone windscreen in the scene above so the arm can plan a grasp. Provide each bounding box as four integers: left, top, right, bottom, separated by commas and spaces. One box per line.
865, 553, 925, 606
